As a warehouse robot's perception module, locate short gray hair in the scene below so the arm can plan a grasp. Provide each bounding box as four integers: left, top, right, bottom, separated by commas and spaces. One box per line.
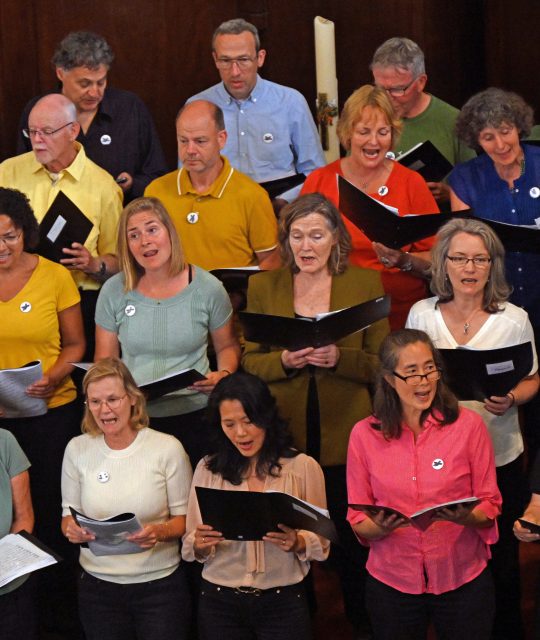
455, 87, 534, 151
430, 217, 511, 312
212, 18, 260, 52
52, 31, 114, 70
370, 37, 425, 78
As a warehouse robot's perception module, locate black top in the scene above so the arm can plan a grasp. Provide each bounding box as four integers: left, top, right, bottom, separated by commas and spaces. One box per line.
17, 87, 169, 201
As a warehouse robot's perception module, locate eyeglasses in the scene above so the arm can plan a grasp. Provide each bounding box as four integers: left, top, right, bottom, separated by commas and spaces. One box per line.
392, 369, 441, 386
127, 225, 164, 242
0, 231, 22, 246
215, 56, 257, 70
22, 122, 74, 139
446, 256, 491, 268
85, 394, 127, 410
381, 79, 417, 97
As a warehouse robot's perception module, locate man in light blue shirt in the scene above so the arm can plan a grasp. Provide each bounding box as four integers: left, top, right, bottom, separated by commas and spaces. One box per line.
187, 18, 325, 211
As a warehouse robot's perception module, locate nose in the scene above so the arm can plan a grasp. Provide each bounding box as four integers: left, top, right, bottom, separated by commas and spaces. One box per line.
493, 134, 506, 150
300, 236, 311, 250
463, 258, 476, 271
186, 140, 198, 154
230, 61, 242, 75
233, 423, 247, 437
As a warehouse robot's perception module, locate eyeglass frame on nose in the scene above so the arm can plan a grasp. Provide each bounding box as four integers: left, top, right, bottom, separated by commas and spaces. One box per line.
380, 78, 418, 97
0, 231, 22, 246
22, 121, 74, 139
392, 369, 442, 386
85, 394, 128, 410
446, 255, 492, 268
215, 56, 257, 70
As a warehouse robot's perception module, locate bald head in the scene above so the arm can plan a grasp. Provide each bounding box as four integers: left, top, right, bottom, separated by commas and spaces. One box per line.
28, 94, 80, 172
176, 100, 227, 184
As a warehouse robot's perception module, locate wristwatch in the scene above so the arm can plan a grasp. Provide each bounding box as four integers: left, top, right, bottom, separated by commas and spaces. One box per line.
95, 260, 107, 278
399, 252, 413, 272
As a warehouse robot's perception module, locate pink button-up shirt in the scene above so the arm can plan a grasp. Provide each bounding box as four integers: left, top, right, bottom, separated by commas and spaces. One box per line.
347, 408, 501, 595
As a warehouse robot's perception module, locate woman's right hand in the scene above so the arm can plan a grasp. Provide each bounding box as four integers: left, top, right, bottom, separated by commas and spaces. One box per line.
63, 518, 96, 545
193, 524, 224, 556
281, 347, 315, 370
370, 510, 408, 539
513, 517, 540, 543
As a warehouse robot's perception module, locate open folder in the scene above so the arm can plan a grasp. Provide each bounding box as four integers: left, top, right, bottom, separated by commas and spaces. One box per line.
239, 295, 390, 351
196, 487, 339, 543
259, 173, 306, 200
438, 342, 533, 401
396, 140, 453, 182
0, 531, 61, 588
338, 174, 450, 248
36, 191, 93, 262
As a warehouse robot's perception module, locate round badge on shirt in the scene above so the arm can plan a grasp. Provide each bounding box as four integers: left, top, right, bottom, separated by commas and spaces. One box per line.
262, 133, 274, 144
187, 212, 199, 224
20, 301, 32, 313
97, 471, 110, 483
529, 187, 540, 199
100, 134, 112, 146
124, 304, 136, 317
378, 185, 389, 197
385, 151, 396, 160
432, 458, 444, 470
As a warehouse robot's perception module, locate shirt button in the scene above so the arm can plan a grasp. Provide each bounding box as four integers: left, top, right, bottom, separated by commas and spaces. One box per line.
412, 476, 416, 481
511, 209, 516, 213
240, 109, 244, 114
519, 286, 524, 290
253, 98, 257, 103
240, 131, 245, 136
518, 267, 522, 272
515, 188, 519, 193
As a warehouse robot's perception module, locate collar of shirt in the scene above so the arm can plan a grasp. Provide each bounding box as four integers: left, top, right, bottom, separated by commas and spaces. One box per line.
31, 141, 87, 182
177, 155, 235, 198
219, 74, 264, 106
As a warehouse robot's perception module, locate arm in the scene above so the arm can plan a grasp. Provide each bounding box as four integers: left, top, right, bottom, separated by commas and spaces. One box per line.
94, 325, 121, 361
60, 244, 119, 282
484, 372, 540, 416
514, 493, 540, 542
192, 318, 240, 394
450, 187, 471, 212
26, 303, 86, 399
10, 470, 34, 533
255, 247, 281, 270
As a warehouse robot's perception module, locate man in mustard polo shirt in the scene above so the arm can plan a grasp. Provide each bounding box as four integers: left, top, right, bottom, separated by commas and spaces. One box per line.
0, 93, 123, 358
145, 100, 279, 271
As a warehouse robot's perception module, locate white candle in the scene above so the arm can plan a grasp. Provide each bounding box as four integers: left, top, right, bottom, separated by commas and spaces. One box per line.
314, 16, 339, 163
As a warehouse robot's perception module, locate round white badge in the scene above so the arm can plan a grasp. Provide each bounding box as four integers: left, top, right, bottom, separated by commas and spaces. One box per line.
187, 212, 199, 224
386, 151, 396, 160
97, 471, 110, 483
378, 185, 389, 197
530, 187, 540, 199
100, 134, 112, 146
124, 304, 136, 317
432, 458, 444, 470
20, 301, 32, 313
262, 133, 274, 143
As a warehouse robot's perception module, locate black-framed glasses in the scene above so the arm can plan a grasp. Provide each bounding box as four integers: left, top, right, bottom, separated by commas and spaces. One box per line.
381, 78, 417, 97
446, 255, 491, 268
215, 56, 257, 70
392, 369, 441, 386
22, 122, 74, 139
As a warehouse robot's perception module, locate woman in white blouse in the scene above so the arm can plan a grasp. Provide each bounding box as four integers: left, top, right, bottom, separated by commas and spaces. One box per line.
182, 371, 330, 640
406, 217, 539, 638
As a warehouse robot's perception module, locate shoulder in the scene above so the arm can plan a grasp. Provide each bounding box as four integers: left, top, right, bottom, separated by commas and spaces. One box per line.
428, 95, 459, 118
283, 452, 322, 472
0, 151, 35, 172
144, 427, 187, 453
338, 265, 382, 285
409, 296, 438, 315
452, 406, 488, 432
249, 267, 289, 290
0, 429, 24, 458
262, 79, 308, 104
83, 154, 122, 189
349, 415, 382, 444
102, 87, 146, 109
192, 265, 228, 292
450, 154, 487, 180
389, 160, 429, 186
496, 301, 531, 325
228, 167, 266, 196
64, 433, 95, 457
187, 82, 223, 103
99, 272, 126, 297
145, 169, 179, 195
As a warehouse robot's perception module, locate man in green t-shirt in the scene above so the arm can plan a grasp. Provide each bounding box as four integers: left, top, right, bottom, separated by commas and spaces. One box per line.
371, 37, 475, 204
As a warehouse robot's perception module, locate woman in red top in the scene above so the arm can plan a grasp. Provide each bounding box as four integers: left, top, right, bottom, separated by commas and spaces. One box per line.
347, 328, 501, 639
301, 85, 439, 329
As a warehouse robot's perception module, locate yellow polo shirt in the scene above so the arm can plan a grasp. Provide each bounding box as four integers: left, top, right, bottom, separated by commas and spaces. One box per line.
145, 156, 277, 270
0, 143, 123, 290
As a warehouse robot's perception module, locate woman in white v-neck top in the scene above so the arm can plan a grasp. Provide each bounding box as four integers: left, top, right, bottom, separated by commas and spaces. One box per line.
406, 216, 539, 639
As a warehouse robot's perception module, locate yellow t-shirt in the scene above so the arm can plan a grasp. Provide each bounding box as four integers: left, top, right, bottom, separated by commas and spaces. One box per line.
145, 156, 277, 270
0, 144, 123, 290
0, 256, 81, 408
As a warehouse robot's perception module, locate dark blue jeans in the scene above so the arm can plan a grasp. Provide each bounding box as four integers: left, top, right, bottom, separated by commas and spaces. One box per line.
365, 568, 495, 640
78, 564, 191, 640
198, 578, 311, 640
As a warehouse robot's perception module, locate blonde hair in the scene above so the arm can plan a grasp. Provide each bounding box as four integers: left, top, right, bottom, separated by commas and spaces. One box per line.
82, 358, 149, 436
337, 84, 403, 151
117, 197, 185, 291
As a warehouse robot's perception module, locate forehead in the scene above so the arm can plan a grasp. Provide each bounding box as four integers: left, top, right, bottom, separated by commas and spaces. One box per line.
0, 214, 18, 232
396, 340, 434, 368
478, 121, 515, 136
176, 111, 219, 138
219, 398, 247, 417
127, 210, 162, 227
448, 231, 488, 253
62, 64, 108, 82
354, 106, 389, 128
290, 212, 331, 232
87, 375, 124, 395
28, 104, 68, 128
214, 31, 257, 56
372, 64, 413, 85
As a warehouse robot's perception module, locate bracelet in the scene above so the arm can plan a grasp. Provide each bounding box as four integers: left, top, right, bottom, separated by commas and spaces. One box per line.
159, 521, 170, 542
220, 369, 232, 376
507, 392, 516, 407
399, 252, 413, 272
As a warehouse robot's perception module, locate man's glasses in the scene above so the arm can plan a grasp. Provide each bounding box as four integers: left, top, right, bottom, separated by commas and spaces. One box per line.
22, 122, 74, 139
215, 56, 257, 70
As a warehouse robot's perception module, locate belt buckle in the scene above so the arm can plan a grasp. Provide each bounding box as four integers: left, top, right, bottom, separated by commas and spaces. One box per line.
234, 586, 262, 596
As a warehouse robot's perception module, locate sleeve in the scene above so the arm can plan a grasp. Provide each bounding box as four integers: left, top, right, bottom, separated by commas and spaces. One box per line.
181, 459, 210, 563
333, 272, 388, 383
162, 437, 193, 516
466, 412, 502, 544
346, 421, 374, 532
286, 92, 325, 188
61, 438, 82, 517
294, 456, 330, 562
246, 186, 278, 254
241, 276, 292, 383
520, 315, 538, 375
95, 276, 123, 333
96, 185, 123, 256
0, 430, 30, 478
448, 163, 474, 207
403, 169, 439, 253
130, 97, 169, 198
54, 263, 82, 312
204, 273, 233, 331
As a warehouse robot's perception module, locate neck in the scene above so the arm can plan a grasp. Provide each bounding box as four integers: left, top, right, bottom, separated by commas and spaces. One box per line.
189, 159, 224, 193
44, 145, 78, 173
402, 407, 423, 433
104, 428, 138, 450
495, 152, 524, 184
448, 291, 484, 315
294, 266, 332, 287
344, 156, 388, 187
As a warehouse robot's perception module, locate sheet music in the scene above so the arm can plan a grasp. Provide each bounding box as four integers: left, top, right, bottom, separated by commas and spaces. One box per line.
0, 361, 47, 418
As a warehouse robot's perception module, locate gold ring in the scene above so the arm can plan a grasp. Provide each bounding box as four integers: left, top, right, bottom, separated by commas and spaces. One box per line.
203, 536, 206, 543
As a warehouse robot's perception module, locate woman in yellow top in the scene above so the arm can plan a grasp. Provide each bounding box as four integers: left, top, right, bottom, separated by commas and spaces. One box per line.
0, 187, 85, 631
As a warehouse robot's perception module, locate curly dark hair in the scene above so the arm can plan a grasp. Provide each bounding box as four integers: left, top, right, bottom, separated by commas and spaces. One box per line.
205, 372, 298, 484
373, 329, 459, 439
0, 188, 39, 250
52, 31, 114, 71
455, 87, 534, 151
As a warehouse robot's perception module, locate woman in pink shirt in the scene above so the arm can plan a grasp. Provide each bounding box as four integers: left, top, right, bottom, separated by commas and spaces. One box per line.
347, 328, 501, 640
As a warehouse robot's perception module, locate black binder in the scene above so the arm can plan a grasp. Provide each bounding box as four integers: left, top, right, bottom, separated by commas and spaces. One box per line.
396, 140, 453, 182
